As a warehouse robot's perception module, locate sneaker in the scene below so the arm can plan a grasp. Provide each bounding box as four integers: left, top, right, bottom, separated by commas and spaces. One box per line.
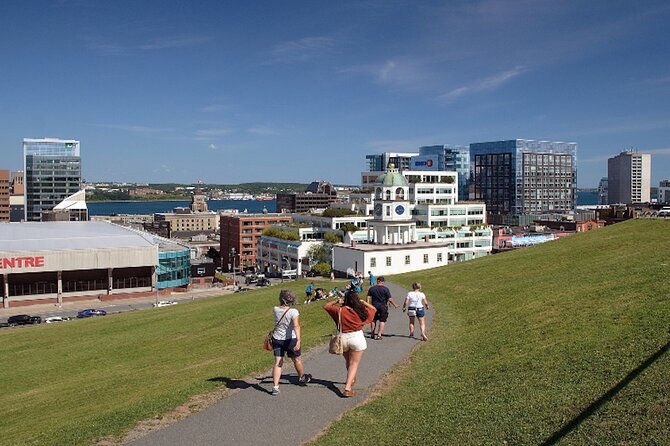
271, 387, 280, 396
299, 373, 312, 385
342, 389, 357, 398
374, 335, 382, 340
421, 334, 428, 341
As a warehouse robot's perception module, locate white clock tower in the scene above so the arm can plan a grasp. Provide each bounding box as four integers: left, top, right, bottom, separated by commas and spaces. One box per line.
370, 164, 417, 245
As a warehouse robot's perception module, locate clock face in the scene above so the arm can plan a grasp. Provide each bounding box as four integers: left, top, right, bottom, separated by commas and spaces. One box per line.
395, 205, 405, 215
374, 203, 383, 216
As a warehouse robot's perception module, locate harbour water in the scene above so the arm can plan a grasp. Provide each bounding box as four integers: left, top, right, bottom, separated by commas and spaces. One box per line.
89, 192, 597, 216
88, 199, 276, 216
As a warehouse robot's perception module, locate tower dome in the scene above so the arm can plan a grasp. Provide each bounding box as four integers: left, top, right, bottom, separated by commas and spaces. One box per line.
375, 163, 409, 187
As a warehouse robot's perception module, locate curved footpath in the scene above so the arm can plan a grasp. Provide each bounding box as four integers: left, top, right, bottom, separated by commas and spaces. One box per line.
126, 282, 433, 446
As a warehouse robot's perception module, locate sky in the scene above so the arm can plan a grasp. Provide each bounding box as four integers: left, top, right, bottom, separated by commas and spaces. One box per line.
1, 0, 669, 188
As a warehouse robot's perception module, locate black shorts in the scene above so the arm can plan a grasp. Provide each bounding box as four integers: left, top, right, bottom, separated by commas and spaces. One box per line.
373, 306, 389, 322
272, 337, 301, 358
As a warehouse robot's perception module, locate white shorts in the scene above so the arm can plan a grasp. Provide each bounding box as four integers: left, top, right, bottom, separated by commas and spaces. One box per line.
341, 330, 367, 352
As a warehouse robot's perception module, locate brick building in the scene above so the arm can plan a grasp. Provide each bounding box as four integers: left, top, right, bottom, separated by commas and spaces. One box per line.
0, 170, 9, 223
220, 213, 292, 272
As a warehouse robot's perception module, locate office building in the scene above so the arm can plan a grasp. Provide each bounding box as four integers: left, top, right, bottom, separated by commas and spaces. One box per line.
10, 171, 24, 195
607, 150, 651, 204
365, 152, 418, 172
220, 213, 292, 272
154, 209, 218, 236
23, 138, 81, 222
659, 180, 670, 204
276, 181, 339, 213
0, 170, 9, 223
415, 145, 470, 201
597, 177, 608, 205
470, 139, 577, 217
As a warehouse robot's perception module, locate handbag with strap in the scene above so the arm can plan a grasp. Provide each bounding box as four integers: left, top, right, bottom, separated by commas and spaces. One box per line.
328, 307, 344, 355
264, 308, 291, 351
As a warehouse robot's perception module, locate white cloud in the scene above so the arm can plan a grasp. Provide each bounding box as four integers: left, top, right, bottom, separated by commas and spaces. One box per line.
439, 66, 528, 101
139, 36, 210, 50
200, 104, 229, 113
91, 123, 172, 133
208, 143, 217, 151
267, 36, 336, 64
194, 128, 232, 140
247, 126, 280, 136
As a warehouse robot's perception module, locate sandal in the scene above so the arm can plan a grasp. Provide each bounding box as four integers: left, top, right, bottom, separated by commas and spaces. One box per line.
342, 389, 357, 398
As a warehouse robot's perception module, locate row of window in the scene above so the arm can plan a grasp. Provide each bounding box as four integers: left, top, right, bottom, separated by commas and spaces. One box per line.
369, 252, 444, 268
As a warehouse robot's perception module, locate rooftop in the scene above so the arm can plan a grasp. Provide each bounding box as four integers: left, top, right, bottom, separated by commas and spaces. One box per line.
0, 221, 181, 253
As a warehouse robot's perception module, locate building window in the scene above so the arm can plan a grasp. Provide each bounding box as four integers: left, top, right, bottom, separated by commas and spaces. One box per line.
423, 254, 429, 263
386, 256, 392, 267
437, 253, 443, 262
405, 255, 410, 265
370, 257, 376, 267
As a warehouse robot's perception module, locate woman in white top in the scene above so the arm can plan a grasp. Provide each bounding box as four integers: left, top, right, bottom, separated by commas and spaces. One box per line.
270, 290, 311, 396
402, 282, 430, 341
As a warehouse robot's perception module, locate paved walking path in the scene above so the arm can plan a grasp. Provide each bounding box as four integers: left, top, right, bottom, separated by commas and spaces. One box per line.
127, 282, 432, 446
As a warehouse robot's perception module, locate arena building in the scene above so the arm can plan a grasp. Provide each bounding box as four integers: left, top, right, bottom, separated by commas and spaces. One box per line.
0, 221, 190, 308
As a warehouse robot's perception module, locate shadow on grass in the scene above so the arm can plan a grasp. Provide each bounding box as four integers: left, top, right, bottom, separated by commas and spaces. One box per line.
541, 338, 670, 445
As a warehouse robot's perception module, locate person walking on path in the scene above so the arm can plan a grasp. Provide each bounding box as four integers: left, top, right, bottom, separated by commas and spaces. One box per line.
402, 282, 430, 341
368, 271, 376, 287
271, 290, 311, 396
323, 290, 377, 397
366, 276, 399, 340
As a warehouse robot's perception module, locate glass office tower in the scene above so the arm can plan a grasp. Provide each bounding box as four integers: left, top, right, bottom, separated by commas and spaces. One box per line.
418, 145, 470, 201
470, 139, 577, 216
23, 138, 81, 222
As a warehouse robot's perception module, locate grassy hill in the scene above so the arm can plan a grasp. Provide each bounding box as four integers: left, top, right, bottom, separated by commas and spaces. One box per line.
0, 219, 667, 445
313, 219, 670, 445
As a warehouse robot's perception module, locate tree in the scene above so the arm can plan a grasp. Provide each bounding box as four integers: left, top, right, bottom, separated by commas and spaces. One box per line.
308, 244, 331, 265
324, 232, 342, 244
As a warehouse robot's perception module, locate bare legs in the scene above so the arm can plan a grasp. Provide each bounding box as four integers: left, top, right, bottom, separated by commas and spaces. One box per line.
371, 320, 386, 338
408, 315, 427, 340
343, 349, 363, 391
272, 356, 305, 387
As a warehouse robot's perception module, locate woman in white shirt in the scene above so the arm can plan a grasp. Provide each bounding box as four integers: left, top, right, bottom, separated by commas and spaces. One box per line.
402, 282, 430, 341
270, 290, 311, 396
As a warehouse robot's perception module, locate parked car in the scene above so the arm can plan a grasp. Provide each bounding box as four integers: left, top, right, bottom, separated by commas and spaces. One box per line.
44, 316, 71, 323
7, 314, 42, 326
153, 300, 178, 307
77, 309, 107, 318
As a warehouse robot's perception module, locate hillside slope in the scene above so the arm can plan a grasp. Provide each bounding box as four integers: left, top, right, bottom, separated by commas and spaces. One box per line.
315, 219, 670, 445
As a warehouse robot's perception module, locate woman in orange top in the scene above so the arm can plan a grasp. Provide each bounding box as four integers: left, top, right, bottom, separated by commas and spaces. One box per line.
324, 290, 376, 397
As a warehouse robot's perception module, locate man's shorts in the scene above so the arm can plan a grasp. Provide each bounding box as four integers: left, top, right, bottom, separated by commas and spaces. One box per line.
272, 337, 301, 358
341, 330, 367, 352
373, 305, 389, 322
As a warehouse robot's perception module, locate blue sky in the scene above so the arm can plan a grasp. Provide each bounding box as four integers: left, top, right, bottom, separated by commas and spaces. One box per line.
1, 0, 669, 187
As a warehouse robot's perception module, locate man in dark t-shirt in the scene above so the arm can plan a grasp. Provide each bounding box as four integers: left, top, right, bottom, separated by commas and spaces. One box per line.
366, 276, 399, 339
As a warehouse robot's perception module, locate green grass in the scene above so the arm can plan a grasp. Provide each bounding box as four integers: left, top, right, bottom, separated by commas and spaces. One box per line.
312, 219, 670, 445
0, 281, 341, 445
3, 220, 669, 445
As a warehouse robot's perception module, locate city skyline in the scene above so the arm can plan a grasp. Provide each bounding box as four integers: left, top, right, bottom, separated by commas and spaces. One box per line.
1, 1, 669, 187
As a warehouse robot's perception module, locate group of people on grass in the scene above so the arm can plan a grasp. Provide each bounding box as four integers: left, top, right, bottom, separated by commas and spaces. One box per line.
268, 276, 429, 398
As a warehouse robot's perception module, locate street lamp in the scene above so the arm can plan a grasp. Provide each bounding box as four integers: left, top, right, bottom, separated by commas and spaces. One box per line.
230, 247, 236, 288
